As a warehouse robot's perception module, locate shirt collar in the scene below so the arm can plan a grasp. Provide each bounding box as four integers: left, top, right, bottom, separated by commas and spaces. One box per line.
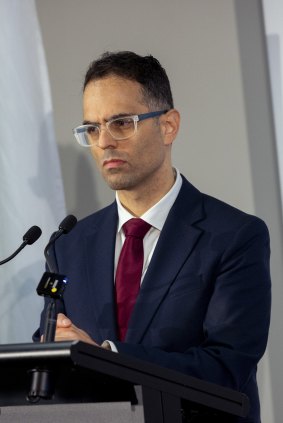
116, 168, 182, 232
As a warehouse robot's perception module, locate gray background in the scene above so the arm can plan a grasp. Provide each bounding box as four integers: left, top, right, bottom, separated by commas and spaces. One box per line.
35, 1, 283, 421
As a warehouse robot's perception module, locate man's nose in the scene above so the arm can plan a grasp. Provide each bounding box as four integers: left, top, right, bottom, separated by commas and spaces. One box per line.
96, 127, 118, 149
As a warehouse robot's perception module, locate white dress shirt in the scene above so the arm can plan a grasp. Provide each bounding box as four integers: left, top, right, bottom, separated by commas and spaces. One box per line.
115, 168, 182, 282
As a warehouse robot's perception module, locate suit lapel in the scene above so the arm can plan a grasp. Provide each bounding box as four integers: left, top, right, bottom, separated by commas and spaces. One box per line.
84, 203, 118, 341
126, 178, 205, 343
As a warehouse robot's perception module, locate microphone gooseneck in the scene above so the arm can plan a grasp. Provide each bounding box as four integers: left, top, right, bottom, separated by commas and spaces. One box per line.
0, 225, 42, 266
44, 215, 77, 272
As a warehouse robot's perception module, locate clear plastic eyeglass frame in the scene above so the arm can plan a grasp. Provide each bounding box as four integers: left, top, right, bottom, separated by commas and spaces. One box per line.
73, 109, 168, 147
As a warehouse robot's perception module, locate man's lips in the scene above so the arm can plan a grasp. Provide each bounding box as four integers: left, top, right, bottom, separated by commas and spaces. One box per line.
103, 159, 126, 169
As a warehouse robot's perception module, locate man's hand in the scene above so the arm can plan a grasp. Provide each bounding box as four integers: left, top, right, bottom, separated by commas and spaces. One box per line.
54, 313, 100, 347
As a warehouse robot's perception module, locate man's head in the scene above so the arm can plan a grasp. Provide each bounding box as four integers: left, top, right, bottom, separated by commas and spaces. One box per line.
78, 51, 180, 208
83, 51, 174, 111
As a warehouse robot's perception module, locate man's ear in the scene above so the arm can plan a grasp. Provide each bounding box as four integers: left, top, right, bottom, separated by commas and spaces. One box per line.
161, 109, 180, 145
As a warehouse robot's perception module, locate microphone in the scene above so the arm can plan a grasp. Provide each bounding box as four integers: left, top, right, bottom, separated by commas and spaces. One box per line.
0, 225, 42, 266
44, 214, 77, 272
58, 214, 78, 234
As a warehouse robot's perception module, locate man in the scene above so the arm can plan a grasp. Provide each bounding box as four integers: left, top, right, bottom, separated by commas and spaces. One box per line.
34, 51, 271, 422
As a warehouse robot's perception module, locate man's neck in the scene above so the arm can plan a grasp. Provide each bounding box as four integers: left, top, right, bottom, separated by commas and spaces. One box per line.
117, 168, 176, 217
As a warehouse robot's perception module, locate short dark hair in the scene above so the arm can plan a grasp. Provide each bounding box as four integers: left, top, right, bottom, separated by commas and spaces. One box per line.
83, 51, 174, 110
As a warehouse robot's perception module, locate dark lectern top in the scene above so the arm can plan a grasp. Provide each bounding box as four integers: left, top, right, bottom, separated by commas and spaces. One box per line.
0, 341, 249, 419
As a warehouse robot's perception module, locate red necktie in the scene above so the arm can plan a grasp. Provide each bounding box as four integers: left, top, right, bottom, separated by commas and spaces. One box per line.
115, 218, 151, 341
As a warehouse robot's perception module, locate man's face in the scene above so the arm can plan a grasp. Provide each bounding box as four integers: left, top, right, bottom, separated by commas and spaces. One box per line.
83, 76, 172, 193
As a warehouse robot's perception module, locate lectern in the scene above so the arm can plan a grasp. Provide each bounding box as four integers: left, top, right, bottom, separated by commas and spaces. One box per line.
0, 341, 249, 422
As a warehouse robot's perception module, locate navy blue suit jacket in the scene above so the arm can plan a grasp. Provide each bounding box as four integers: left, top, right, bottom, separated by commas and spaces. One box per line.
34, 176, 271, 422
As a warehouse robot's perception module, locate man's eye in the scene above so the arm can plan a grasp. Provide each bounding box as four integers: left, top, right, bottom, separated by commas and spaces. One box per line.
87, 125, 99, 134
112, 119, 133, 128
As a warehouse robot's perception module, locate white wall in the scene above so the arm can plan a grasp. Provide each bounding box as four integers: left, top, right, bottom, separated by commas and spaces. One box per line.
261, 1, 283, 421
35, 0, 256, 217
35, 1, 283, 421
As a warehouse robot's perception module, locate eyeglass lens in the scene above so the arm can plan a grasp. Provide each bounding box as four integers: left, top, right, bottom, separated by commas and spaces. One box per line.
86, 117, 136, 144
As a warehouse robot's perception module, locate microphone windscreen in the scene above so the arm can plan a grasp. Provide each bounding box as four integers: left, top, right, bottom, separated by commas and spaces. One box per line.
23, 226, 42, 245
58, 215, 77, 234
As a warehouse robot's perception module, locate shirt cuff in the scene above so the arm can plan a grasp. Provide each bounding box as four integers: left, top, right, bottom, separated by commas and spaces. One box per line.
101, 340, 118, 352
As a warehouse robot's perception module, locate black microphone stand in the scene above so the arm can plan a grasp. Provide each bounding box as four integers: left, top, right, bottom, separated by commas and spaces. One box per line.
27, 272, 68, 402
27, 215, 76, 402
42, 300, 57, 343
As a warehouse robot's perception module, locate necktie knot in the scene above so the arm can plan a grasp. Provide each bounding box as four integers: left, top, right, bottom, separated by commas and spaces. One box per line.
123, 218, 151, 239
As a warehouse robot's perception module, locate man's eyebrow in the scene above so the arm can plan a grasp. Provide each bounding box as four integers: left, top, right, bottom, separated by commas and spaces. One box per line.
82, 112, 137, 125
110, 112, 136, 120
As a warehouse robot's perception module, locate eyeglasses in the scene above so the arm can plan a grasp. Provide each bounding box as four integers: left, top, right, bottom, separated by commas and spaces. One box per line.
73, 110, 168, 147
